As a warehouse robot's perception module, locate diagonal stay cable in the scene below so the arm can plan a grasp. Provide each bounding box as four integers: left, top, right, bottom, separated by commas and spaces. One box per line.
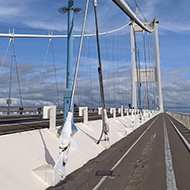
33, 39, 50, 106
0, 38, 11, 72
12, 38, 23, 107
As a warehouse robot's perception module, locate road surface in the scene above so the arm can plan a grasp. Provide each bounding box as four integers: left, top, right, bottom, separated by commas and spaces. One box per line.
47, 113, 190, 190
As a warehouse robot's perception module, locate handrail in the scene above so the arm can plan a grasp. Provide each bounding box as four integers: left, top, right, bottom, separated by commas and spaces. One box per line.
166, 111, 190, 130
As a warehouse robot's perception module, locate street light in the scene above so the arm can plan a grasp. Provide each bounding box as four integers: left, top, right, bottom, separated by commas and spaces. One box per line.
58, 0, 82, 132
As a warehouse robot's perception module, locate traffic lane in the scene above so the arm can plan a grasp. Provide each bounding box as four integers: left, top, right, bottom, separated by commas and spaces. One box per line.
98, 114, 166, 190
165, 114, 190, 190
47, 114, 160, 190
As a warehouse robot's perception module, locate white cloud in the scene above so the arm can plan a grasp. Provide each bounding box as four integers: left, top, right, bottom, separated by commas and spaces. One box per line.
161, 66, 190, 113
0, 0, 189, 115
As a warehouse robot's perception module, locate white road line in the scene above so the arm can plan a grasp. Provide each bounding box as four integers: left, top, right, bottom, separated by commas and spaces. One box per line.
163, 116, 178, 190
92, 115, 159, 190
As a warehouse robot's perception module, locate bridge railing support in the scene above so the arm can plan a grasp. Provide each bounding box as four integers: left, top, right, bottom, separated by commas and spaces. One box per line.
43, 105, 56, 130
110, 108, 116, 118
98, 107, 102, 115
118, 105, 124, 117
79, 107, 88, 124
124, 109, 129, 116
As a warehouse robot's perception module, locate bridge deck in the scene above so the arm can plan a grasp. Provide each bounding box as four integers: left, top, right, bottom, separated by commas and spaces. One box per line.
47, 113, 190, 190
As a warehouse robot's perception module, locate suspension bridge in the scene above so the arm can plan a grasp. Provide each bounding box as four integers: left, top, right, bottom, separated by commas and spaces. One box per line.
0, 0, 189, 190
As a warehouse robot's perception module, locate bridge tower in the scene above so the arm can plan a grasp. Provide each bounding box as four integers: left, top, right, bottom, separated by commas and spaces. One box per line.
130, 20, 163, 112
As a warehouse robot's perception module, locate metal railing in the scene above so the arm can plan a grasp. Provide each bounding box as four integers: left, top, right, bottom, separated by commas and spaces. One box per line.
0, 106, 63, 115
166, 111, 190, 130
0, 105, 143, 116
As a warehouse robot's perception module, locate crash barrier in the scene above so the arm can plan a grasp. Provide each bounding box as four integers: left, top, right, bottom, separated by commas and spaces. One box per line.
166, 111, 190, 130
0, 105, 159, 190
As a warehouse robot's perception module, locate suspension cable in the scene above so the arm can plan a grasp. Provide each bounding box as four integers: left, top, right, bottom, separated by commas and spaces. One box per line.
11, 38, 23, 107
69, 0, 89, 112
50, 38, 60, 108
143, 30, 149, 109
147, 32, 152, 112
73, 35, 80, 107
134, 30, 142, 112
133, 0, 147, 22
87, 36, 93, 108
105, 33, 110, 108
33, 39, 50, 106
0, 23, 130, 39
93, 2, 105, 110
0, 38, 11, 72
110, 33, 115, 106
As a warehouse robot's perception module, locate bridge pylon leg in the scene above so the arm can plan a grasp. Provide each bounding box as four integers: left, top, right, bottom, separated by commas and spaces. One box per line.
130, 22, 137, 109
154, 20, 163, 112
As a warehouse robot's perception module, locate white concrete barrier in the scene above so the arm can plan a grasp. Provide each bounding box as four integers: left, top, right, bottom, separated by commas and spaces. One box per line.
0, 111, 158, 189
110, 108, 116, 118
79, 107, 88, 124
118, 105, 124, 117
43, 105, 56, 130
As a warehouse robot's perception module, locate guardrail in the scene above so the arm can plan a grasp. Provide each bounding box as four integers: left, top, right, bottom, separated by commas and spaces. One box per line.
166, 111, 190, 130
0, 106, 63, 115
0, 105, 155, 121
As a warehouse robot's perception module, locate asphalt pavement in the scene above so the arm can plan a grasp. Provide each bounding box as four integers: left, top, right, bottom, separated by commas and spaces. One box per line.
47, 113, 190, 190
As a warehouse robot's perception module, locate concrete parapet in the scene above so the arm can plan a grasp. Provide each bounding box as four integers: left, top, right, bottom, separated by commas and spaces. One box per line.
43, 105, 56, 130
79, 107, 88, 124
118, 105, 124, 117
0, 110, 155, 189
110, 108, 116, 118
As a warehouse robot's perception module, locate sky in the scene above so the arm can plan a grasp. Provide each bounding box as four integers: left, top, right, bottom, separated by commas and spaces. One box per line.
0, 0, 189, 114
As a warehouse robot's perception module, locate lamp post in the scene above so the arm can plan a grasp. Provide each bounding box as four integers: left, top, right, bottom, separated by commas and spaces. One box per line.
63, 0, 74, 124
58, 1, 81, 133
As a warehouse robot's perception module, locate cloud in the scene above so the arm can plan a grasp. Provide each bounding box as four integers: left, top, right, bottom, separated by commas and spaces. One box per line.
162, 66, 190, 113
159, 20, 190, 34
0, 0, 189, 115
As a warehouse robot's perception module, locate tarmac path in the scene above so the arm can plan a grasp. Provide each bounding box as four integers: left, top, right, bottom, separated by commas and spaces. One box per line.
47, 113, 190, 190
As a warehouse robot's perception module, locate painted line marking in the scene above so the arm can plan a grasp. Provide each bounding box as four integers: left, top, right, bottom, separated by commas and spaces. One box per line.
163, 116, 178, 190
92, 115, 159, 190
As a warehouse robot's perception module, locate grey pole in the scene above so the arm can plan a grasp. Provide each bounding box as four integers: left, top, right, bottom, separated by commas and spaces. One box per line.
130, 22, 137, 109
154, 20, 163, 112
